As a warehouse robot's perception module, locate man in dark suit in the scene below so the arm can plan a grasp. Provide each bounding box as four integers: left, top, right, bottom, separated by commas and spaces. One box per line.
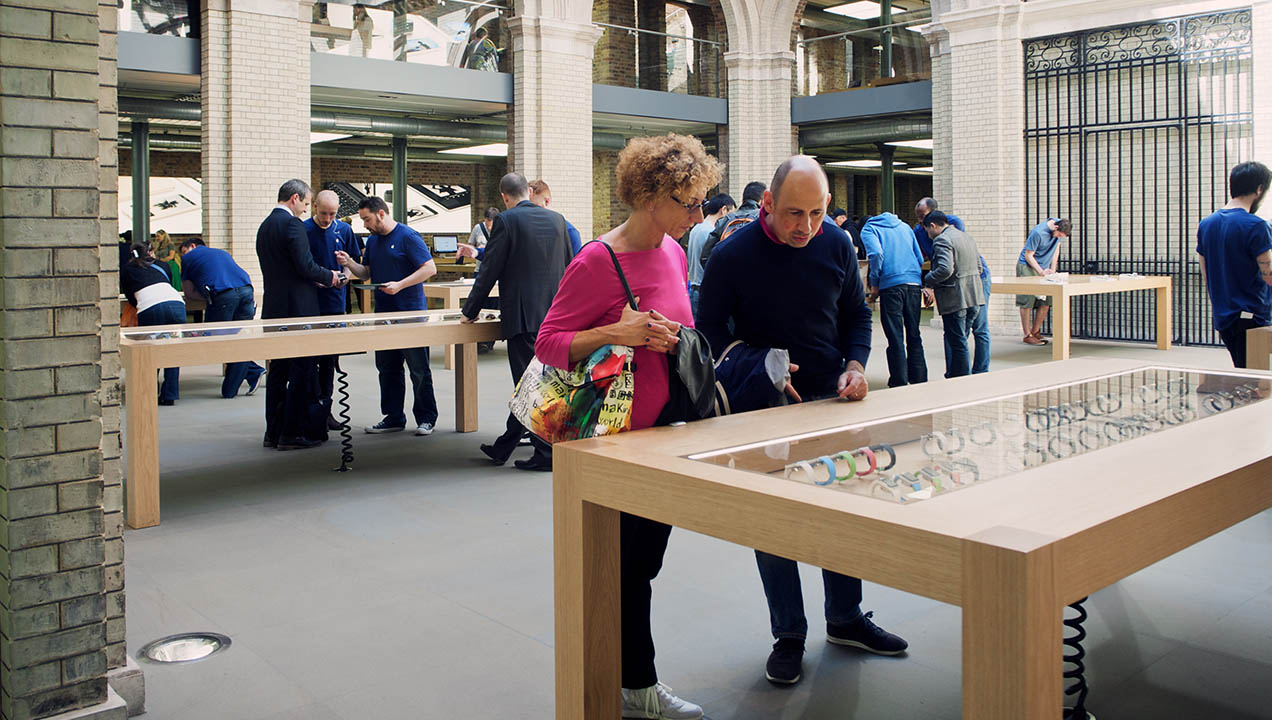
256, 178, 342, 451
461, 172, 573, 471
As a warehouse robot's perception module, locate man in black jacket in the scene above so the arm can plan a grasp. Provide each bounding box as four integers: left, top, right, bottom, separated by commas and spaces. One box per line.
256, 179, 342, 451
461, 172, 573, 471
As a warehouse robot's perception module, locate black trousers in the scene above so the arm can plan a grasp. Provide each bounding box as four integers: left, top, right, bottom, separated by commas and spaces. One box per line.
264, 356, 321, 442
1218, 317, 1264, 368
621, 512, 673, 689
317, 354, 338, 405
491, 332, 551, 459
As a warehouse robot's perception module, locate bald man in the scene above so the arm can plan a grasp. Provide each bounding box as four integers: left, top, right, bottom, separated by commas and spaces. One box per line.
697, 155, 909, 687
304, 189, 357, 424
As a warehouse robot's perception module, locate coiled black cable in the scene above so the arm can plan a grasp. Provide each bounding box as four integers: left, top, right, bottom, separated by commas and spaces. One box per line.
1063, 597, 1091, 719
333, 358, 354, 472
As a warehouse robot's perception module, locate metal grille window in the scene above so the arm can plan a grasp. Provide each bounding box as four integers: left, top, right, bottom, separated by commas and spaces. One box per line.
1024, 9, 1253, 346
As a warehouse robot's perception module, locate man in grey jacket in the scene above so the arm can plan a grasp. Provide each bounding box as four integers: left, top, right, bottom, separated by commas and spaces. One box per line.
922, 211, 985, 378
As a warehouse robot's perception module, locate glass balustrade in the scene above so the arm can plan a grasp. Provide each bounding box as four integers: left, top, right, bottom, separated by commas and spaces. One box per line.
796, 21, 931, 96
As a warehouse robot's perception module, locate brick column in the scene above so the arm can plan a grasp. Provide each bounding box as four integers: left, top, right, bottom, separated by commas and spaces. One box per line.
923, 18, 953, 203
942, 0, 1026, 334
718, 0, 803, 199
593, 0, 635, 87
201, 0, 312, 288
509, 1, 602, 239
636, 0, 666, 91
1251, 0, 1272, 217
0, 0, 129, 718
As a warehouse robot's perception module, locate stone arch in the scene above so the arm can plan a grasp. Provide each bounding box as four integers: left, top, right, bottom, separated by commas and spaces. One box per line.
716, 0, 804, 56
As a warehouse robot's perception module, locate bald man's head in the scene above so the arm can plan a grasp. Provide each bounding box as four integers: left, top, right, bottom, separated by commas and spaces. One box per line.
313, 189, 340, 228
762, 155, 831, 248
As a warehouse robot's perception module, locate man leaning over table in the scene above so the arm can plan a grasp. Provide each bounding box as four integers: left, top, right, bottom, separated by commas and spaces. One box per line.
1016, 216, 1071, 346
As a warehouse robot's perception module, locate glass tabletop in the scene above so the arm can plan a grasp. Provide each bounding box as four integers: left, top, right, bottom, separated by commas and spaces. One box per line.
688, 367, 1269, 504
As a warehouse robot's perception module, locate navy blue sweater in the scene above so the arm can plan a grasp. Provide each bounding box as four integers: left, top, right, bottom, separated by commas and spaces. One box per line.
697, 216, 872, 398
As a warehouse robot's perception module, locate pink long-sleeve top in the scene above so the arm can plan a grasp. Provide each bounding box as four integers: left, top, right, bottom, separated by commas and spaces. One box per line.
536, 237, 694, 431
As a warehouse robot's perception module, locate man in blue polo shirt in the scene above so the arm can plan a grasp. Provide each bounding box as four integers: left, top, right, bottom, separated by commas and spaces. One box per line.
1197, 161, 1272, 367
305, 189, 357, 423
178, 239, 264, 398
335, 196, 439, 435
913, 197, 964, 261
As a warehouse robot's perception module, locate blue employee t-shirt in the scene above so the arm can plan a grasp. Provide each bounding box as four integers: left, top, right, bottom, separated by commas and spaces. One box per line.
1196, 207, 1272, 331
1017, 219, 1063, 268
304, 217, 355, 315
364, 222, 432, 312
179, 245, 251, 297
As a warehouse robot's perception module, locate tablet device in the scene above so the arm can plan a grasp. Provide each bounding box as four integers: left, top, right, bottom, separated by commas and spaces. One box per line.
433, 235, 459, 254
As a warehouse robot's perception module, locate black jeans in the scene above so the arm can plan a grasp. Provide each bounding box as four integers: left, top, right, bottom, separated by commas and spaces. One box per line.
1218, 317, 1265, 368
265, 356, 321, 442
622, 512, 673, 689
941, 306, 980, 379
317, 355, 338, 405
375, 347, 438, 427
489, 332, 551, 460
879, 285, 927, 387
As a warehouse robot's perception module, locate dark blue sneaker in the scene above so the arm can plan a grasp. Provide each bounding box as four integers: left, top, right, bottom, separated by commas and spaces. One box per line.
826, 612, 908, 655
765, 638, 804, 685
245, 367, 264, 396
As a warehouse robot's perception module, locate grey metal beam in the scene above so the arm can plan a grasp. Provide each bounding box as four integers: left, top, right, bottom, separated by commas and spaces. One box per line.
880, 0, 893, 80
798, 115, 932, 148
791, 82, 932, 125
131, 120, 150, 244
877, 142, 895, 214
118, 31, 200, 75
592, 84, 728, 125
311, 53, 514, 105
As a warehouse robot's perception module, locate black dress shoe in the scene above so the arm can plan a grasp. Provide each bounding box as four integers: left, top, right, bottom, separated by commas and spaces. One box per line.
263, 435, 277, 449
513, 456, 552, 472
277, 436, 322, 451
327, 413, 343, 431
480, 443, 510, 466
159, 399, 175, 406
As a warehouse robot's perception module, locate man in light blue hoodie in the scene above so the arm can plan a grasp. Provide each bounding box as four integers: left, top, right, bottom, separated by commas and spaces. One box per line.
862, 211, 927, 387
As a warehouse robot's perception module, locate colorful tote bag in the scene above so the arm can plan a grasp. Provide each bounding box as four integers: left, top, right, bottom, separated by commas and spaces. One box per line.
510, 242, 638, 443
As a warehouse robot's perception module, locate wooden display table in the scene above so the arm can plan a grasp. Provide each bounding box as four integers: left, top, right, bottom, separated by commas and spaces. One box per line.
553, 357, 1272, 719
989, 274, 1172, 360
120, 309, 502, 529
1247, 325, 1272, 370
423, 281, 500, 370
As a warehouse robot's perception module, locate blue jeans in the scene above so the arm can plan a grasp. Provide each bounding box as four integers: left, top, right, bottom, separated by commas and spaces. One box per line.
972, 282, 991, 374
878, 285, 927, 387
942, 306, 980, 378
689, 285, 700, 321
138, 301, 185, 403
204, 286, 264, 398
755, 550, 863, 640
375, 346, 437, 426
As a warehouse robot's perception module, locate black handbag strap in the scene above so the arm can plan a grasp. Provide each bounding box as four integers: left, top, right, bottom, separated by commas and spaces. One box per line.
584, 240, 638, 311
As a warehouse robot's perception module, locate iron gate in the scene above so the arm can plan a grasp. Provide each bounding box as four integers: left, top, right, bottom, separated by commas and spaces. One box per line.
1024, 9, 1253, 346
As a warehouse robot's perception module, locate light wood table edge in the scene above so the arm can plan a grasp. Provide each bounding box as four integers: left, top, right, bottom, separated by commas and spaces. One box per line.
1246, 325, 1272, 370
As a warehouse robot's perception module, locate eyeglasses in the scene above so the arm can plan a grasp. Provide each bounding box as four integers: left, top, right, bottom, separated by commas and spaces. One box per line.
669, 193, 704, 212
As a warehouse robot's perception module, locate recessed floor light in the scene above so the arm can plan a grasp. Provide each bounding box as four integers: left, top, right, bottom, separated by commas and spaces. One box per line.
138, 632, 232, 664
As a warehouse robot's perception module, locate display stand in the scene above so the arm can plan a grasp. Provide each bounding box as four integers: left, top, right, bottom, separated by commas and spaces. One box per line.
120, 309, 501, 529
553, 358, 1272, 719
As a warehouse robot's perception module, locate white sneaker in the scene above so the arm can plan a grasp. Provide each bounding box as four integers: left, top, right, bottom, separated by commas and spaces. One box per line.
620, 683, 703, 720
414, 423, 434, 436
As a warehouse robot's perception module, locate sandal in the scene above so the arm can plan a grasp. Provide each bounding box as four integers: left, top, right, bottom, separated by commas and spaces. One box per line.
1023, 334, 1044, 346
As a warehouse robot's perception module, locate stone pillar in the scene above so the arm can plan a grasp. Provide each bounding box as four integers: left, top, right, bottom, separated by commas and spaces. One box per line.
718, 0, 804, 199
200, 0, 312, 287
509, 0, 602, 239
1251, 0, 1272, 216
923, 6, 953, 204
941, 0, 1026, 333
0, 0, 129, 718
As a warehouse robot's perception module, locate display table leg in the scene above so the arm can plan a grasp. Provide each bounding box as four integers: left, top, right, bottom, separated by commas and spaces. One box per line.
1156, 284, 1172, 351
1247, 327, 1272, 370
444, 344, 455, 371
455, 341, 478, 432
124, 352, 162, 529
554, 457, 621, 720
1052, 293, 1070, 361
962, 528, 1063, 720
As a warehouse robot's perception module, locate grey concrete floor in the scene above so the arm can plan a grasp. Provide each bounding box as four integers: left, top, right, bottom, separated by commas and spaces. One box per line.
124, 318, 1272, 720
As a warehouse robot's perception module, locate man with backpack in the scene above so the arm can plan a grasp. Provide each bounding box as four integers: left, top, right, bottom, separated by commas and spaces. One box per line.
698, 181, 766, 270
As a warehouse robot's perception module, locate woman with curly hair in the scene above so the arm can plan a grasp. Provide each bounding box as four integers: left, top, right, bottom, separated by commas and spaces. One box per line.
536, 133, 720, 720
